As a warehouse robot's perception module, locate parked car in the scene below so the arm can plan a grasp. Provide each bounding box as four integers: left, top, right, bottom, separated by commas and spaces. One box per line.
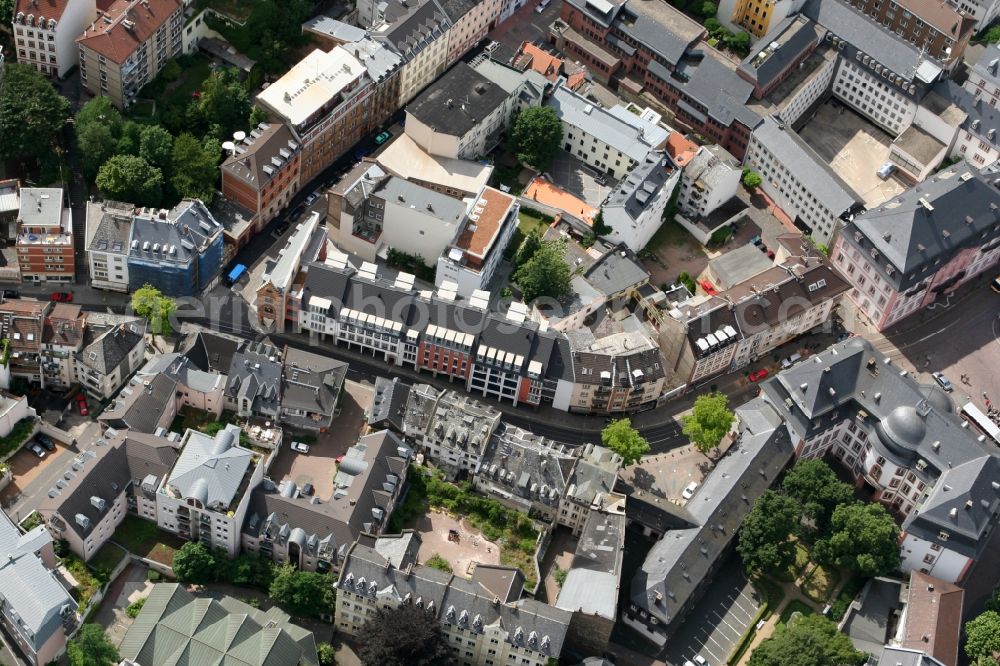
535, 0, 551, 12
274, 221, 290, 236
304, 192, 320, 206
36, 433, 54, 449
290, 441, 310, 454
877, 163, 896, 180
301, 483, 315, 496
749, 368, 769, 382
693, 657, 709, 666
682, 481, 699, 500
781, 353, 802, 369
30, 444, 46, 458
932, 371, 954, 392
50, 292, 73, 302
76, 393, 89, 416
374, 130, 392, 146
1, 289, 19, 299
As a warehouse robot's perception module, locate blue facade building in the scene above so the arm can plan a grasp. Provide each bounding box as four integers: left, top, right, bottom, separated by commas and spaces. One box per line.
126, 200, 224, 297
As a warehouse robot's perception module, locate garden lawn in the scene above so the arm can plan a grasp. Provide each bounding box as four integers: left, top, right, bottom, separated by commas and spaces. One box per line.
518, 210, 550, 236
643, 218, 693, 254
753, 575, 786, 612
801, 563, 841, 604
63, 555, 106, 608
111, 516, 184, 567
778, 599, 816, 627
89, 542, 127, 579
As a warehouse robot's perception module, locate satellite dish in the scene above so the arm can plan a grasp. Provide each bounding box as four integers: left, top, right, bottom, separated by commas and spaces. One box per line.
222, 141, 236, 152
233, 131, 247, 142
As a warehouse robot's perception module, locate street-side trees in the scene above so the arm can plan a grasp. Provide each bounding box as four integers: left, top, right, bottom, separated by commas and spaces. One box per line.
269, 563, 337, 618
67, 624, 120, 666
170, 133, 221, 203
813, 502, 900, 577
737, 490, 800, 574
748, 614, 867, 666
96, 155, 163, 207
172, 542, 216, 583
358, 603, 451, 666
780, 459, 854, 532
682, 392, 735, 454
601, 418, 651, 466
965, 611, 1000, 664
510, 107, 562, 171
0, 64, 71, 164
513, 237, 573, 301
131, 284, 177, 336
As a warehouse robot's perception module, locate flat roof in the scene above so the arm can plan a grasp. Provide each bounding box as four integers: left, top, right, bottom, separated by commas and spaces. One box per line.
454, 186, 516, 260
375, 134, 492, 195
257, 48, 365, 127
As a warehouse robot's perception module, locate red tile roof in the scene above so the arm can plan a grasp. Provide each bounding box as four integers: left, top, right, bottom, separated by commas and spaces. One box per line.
77, 0, 180, 64
900, 571, 964, 666
454, 187, 516, 260
14, 0, 73, 22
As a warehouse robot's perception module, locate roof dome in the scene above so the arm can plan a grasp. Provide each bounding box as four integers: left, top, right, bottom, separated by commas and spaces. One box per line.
211, 428, 236, 455
876, 405, 927, 456
921, 385, 954, 414
187, 477, 209, 506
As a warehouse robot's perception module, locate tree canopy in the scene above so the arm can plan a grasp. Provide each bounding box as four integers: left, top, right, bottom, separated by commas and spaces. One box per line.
96, 155, 164, 207
601, 418, 651, 466
359, 603, 451, 666
75, 98, 125, 178
965, 611, 1000, 663
682, 392, 735, 453
67, 624, 120, 666
780, 459, 854, 531
513, 237, 573, 301
510, 107, 563, 171
269, 563, 337, 618
0, 64, 71, 163
140, 125, 175, 171
737, 490, 800, 574
513, 228, 543, 267
191, 68, 252, 141
813, 502, 900, 577
748, 614, 867, 666
171, 133, 221, 203
172, 542, 216, 584
131, 284, 176, 335
742, 169, 762, 189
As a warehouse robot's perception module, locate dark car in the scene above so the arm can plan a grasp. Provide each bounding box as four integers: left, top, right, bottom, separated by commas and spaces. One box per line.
301, 483, 315, 496
1, 289, 19, 299
36, 434, 55, 451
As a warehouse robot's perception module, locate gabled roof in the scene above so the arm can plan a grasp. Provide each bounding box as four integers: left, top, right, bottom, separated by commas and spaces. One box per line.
77, 0, 181, 64
221, 123, 299, 188
900, 571, 963, 666
77, 318, 146, 375
99, 372, 176, 433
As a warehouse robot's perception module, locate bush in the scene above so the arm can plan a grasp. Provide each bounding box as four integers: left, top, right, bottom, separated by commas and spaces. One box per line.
125, 597, 146, 618
20, 511, 43, 531
0, 417, 36, 458
554, 567, 568, 586
677, 272, 697, 294
148, 570, 161, 582
160, 60, 182, 82
425, 554, 453, 573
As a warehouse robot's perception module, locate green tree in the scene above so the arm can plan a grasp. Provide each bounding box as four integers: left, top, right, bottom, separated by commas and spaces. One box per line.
705, 17, 722, 34
742, 168, 762, 189
510, 106, 563, 171
737, 490, 800, 574
682, 392, 735, 454
317, 642, 336, 666
748, 614, 866, 666
514, 228, 543, 267
591, 211, 612, 237
171, 133, 220, 203
698, 1, 717, 17
116, 120, 146, 156
76, 96, 123, 131
724, 30, 752, 56
75, 97, 124, 178
985, 585, 1000, 613
172, 542, 216, 583
358, 603, 450, 666
96, 155, 163, 207
269, 563, 337, 618
132, 284, 176, 336
813, 502, 900, 577
513, 237, 573, 301
677, 271, 696, 294
193, 68, 251, 140
0, 64, 71, 163
139, 125, 175, 171
985, 25, 1000, 43
67, 624, 120, 666
0, 0, 13, 23
965, 611, 1000, 662
249, 105, 269, 128
600, 418, 651, 466
780, 459, 854, 533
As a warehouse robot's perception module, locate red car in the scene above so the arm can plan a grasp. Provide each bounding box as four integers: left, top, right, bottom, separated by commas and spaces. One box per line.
50, 292, 73, 302
76, 393, 89, 416
749, 368, 770, 382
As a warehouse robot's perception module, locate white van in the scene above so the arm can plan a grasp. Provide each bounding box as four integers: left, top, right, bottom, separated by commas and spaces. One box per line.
781, 353, 802, 369
535, 0, 551, 12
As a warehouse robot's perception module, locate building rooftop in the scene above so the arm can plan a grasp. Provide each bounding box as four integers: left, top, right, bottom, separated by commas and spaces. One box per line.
86, 200, 133, 255
373, 0, 451, 58
899, 571, 963, 666
477, 424, 577, 510
227, 341, 283, 416
119, 583, 317, 666
99, 372, 178, 433
302, 15, 367, 43
280, 347, 348, 428
650, 48, 760, 129
261, 211, 321, 293
602, 151, 675, 234
77, 0, 181, 64
406, 62, 510, 138
971, 43, 1000, 89
166, 425, 254, 512
221, 123, 299, 187
843, 578, 904, 656
548, 83, 669, 163
513, 41, 564, 81
615, 0, 703, 66
582, 244, 649, 297
377, 177, 468, 223
128, 200, 223, 265
0, 511, 75, 653
368, 376, 412, 433
739, 15, 820, 92
17, 187, 63, 230
892, 124, 947, 167
451, 186, 516, 261
256, 47, 366, 129
708, 244, 774, 290
555, 496, 625, 621
13, 0, 74, 21
375, 134, 492, 196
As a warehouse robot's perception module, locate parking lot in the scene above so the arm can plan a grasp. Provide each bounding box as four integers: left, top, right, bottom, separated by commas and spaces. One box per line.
489, 0, 562, 55
618, 443, 712, 504
266, 379, 372, 499
0, 434, 77, 519
548, 151, 616, 209
662, 560, 762, 666
798, 100, 907, 208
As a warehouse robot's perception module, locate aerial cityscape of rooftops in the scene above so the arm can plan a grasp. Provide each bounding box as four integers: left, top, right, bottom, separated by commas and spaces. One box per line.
2, 0, 1000, 664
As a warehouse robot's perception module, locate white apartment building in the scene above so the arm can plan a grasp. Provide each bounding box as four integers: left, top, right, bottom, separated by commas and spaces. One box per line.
156, 425, 264, 558
677, 145, 740, 220
948, 0, 1000, 30
12, 0, 96, 77
372, 0, 452, 105
436, 186, 518, 297
602, 152, 679, 252
85, 200, 132, 292
744, 115, 863, 245
547, 83, 670, 181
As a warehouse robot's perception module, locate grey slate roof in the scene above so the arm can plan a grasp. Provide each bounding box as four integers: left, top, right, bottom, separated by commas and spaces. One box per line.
369, 376, 411, 433
166, 426, 253, 511
0, 511, 75, 652
708, 244, 774, 289
843, 578, 904, 656
931, 79, 1000, 141
583, 244, 649, 297
375, 0, 452, 59
601, 152, 676, 242
338, 532, 571, 657
227, 341, 283, 416
970, 43, 1000, 89
555, 500, 625, 621
128, 200, 223, 265
629, 399, 793, 627
843, 161, 1000, 289
183, 330, 242, 373
650, 50, 760, 128
738, 16, 820, 91
119, 583, 317, 666
376, 176, 469, 223
614, 0, 703, 66
280, 347, 348, 428
77, 318, 146, 375
86, 200, 133, 253
477, 424, 577, 510
752, 115, 863, 215
99, 373, 177, 433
